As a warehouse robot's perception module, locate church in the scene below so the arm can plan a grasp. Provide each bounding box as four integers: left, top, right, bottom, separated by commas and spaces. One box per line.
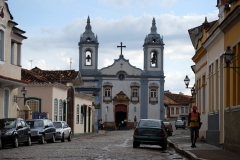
77, 16, 165, 129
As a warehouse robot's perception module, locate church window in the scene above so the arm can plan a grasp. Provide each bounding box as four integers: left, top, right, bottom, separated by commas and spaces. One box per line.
87, 37, 91, 42
0, 30, 4, 61
105, 88, 111, 97
118, 73, 125, 80
59, 100, 63, 121
132, 89, 138, 97
85, 50, 92, 66
150, 89, 157, 97
54, 99, 58, 121
150, 51, 157, 67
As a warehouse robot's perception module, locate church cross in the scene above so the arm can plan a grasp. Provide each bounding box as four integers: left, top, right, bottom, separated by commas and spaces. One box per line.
117, 42, 126, 55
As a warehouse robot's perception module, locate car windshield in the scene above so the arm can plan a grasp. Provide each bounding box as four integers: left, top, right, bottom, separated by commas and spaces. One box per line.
53, 122, 62, 128
26, 120, 43, 128
0, 119, 16, 129
138, 120, 160, 127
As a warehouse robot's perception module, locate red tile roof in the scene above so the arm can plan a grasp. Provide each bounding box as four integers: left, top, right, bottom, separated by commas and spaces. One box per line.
21, 67, 79, 84
164, 92, 191, 105
0, 74, 27, 84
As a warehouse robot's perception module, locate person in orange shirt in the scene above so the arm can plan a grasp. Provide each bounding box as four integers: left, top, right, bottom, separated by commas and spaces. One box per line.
188, 106, 201, 148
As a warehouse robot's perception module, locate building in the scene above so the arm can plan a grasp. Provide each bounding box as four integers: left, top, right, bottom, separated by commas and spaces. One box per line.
78, 17, 165, 128
19, 67, 95, 134
0, 0, 27, 118
164, 91, 191, 119
188, 0, 240, 154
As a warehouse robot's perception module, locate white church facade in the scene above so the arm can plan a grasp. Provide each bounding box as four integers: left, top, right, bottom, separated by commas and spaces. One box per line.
76, 17, 165, 129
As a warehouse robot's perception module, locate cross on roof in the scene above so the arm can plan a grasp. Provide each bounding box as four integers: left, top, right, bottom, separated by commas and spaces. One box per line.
117, 42, 126, 56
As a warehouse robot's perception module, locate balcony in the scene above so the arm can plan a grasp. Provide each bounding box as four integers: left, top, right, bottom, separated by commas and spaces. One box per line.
103, 96, 112, 103
149, 97, 158, 104
131, 96, 139, 103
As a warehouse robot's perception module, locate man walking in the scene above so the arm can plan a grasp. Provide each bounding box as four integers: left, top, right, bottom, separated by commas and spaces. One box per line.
188, 106, 201, 148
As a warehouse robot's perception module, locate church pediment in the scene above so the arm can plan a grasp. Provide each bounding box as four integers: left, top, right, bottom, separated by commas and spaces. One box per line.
99, 57, 143, 76
113, 91, 130, 102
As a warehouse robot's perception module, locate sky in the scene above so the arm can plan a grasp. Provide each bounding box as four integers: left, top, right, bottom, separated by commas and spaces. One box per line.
6, 0, 218, 95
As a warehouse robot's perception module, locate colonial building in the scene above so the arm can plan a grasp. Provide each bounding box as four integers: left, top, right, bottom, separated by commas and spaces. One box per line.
0, 0, 27, 118
188, 0, 240, 154
164, 91, 191, 119
78, 17, 165, 128
19, 67, 95, 134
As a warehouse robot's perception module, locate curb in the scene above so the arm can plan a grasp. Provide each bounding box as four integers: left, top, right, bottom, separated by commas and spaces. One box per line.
167, 139, 205, 160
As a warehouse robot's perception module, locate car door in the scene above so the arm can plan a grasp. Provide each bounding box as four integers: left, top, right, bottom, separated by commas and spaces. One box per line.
48, 120, 56, 137
16, 120, 25, 143
20, 120, 29, 142
63, 122, 69, 137
43, 120, 51, 140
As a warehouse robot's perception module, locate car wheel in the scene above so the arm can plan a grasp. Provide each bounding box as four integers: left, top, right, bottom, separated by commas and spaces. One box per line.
133, 141, 139, 148
39, 135, 45, 144
68, 132, 72, 141
13, 136, 19, 148
161, 139, 167, 150
51, 134, 55, 143
61, 133, 65, 142
26, 135, 32, 146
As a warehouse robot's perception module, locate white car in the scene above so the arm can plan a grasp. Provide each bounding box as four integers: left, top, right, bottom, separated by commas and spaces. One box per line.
53, 121, 72, 142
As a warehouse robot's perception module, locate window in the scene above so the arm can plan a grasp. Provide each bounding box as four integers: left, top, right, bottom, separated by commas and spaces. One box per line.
11, 42, 14, 64
54, 99, 58, 121
181, 107, 184, 114
150, 89, 157, 97
0, 30, 4, 61
105, 88, 110, 97
59, 100, 63, 121
4, 89, 9, 118
132, 89, 138, 97
119, 73, 125, 80
26, 100, 40, 112
76, 105, 80, 124
176, 108, 179, 114
150, 51, 157, 67
171, 107, 174, 114
185, 107, 188, 114
80, 105, 83, 124
85, 50, 92, 65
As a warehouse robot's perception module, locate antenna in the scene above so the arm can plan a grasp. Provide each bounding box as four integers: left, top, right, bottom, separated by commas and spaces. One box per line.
29, 59, 36, 69
70, 58, 72, 70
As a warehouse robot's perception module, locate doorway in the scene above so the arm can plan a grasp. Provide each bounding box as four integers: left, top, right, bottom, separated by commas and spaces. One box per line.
115, 104, 127, 127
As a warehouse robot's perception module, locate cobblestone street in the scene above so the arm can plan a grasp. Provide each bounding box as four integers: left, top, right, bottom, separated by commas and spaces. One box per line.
0, 130, 187, 160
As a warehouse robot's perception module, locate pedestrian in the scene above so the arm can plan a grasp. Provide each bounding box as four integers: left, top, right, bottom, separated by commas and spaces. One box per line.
99, 119, 103, 130
188, 106, 201, 148
134, 116, 137, 128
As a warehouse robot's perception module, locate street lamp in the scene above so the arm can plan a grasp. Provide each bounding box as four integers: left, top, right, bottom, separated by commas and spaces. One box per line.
14, 87, 27, 102
184, 75, 196, 96
223, 46, 240, 75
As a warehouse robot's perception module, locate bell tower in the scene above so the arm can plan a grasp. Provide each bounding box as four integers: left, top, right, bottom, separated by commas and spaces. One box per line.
143, 18, 164, 76
78, 16, 99, 75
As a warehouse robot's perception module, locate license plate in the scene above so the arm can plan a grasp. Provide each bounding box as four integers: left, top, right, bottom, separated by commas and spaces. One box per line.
144, 130, 153, 134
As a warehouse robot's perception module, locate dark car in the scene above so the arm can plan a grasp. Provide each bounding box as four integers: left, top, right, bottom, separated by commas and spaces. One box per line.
53, 121, 72, 142
0, 130, 2, 150
26, 119, 56, 144
175, 119, 186, 129
133, 119, 168, 150
163, 121, 173, 136
0, 118, 31, 148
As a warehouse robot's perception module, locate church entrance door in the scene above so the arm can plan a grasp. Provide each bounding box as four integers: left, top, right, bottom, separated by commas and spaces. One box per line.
115, 104, 127, 127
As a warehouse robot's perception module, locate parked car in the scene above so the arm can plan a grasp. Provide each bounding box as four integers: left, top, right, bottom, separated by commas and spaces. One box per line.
0, 130, 2, 150
133, 119, 168, 150
26, 119, 56, 144
179, 115, 186, 120
163, 121, 173, 136
0, 118, 31, 148
175, 119, 186, 129
53, 121, 72, 142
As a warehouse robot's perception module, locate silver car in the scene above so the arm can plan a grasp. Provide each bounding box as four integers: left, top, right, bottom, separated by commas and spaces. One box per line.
53, 121, 72, 142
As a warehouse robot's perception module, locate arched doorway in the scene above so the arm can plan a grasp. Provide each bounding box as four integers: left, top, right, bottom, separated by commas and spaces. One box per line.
115, 104, 127, 127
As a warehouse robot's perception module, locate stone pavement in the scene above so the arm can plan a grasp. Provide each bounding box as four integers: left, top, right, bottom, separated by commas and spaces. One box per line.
167, 129, 240, 160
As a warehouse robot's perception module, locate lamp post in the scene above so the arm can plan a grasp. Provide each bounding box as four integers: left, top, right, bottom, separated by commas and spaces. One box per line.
14, 86, 27, 103
184, 75, 196, 96
223, 46, 240, 75
105, 106, 108, 130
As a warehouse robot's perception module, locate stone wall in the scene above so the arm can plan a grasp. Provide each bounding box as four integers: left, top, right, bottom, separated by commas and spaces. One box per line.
224, 107, 240, 155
